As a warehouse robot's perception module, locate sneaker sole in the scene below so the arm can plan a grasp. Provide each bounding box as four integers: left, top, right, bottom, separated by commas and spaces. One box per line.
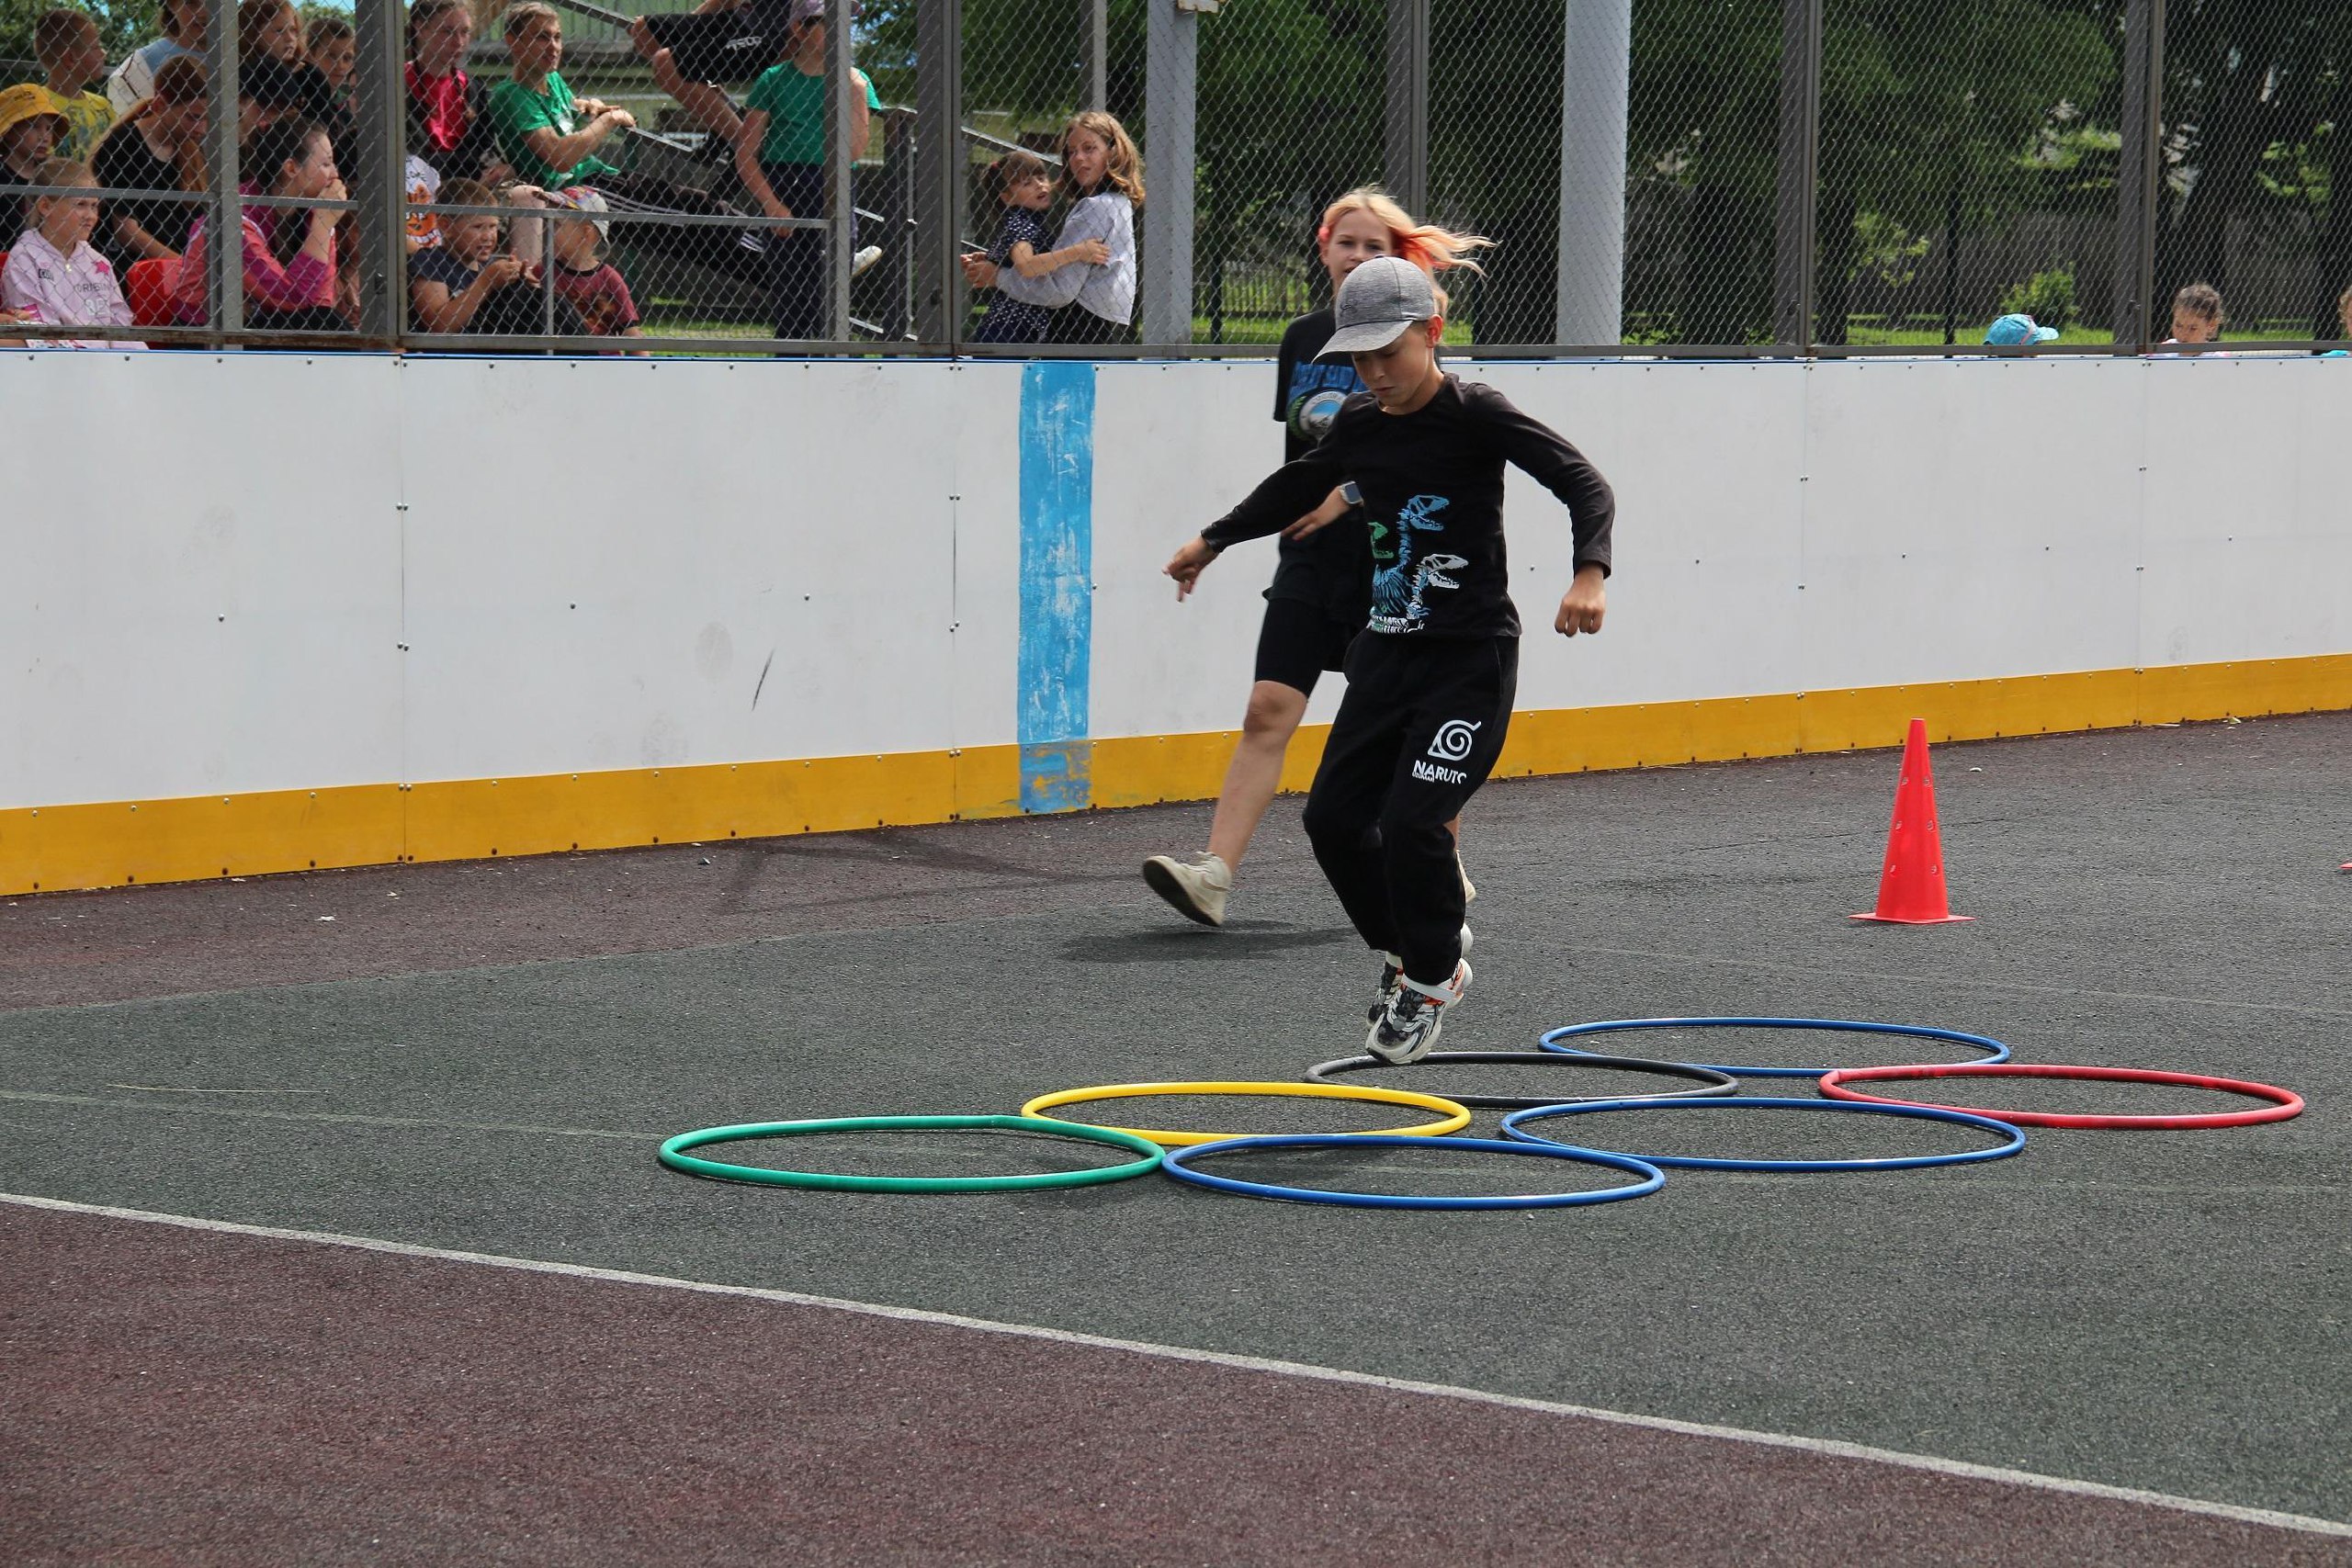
1142, 858, 1225, 927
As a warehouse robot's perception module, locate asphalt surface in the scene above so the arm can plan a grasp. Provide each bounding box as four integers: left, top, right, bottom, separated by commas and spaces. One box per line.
5, 713, 2348, 1560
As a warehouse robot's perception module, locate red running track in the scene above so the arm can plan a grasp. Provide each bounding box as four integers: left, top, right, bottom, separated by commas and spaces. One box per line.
6, 1201, 2348, 1567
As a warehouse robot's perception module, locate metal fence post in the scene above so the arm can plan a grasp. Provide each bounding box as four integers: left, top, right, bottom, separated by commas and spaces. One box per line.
1555, 0, 1630, 347
1089, 0, 1109, 111
1385, 0, 1429, 216
207, 0, 243, 342
2112, 0, 2165, 350
826, 0, 857, 342
1771, 0, 1822, 351
355, 0, 405, 343
913, 0, 962, 347
1141, 0, 1198, 344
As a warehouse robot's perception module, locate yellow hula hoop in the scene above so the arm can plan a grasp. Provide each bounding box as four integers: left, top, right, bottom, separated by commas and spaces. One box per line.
1019, 1079, 1473, 1147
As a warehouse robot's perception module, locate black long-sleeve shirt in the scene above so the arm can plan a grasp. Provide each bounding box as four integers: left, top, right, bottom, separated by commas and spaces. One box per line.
1203, 375, 1614, 639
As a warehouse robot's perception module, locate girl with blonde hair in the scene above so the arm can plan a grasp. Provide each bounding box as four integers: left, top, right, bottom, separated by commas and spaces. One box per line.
962, 109, 1143, 344
1142, 187, 1490, 928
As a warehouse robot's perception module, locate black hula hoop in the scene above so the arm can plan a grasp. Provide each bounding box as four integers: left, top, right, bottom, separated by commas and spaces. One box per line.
1306, 1049, 1739, 1111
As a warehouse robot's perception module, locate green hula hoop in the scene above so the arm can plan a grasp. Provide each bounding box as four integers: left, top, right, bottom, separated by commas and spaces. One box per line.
657, 1113, 1164, 1192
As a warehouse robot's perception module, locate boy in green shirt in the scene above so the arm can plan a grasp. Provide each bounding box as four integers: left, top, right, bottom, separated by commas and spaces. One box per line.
486, 2, 637, 191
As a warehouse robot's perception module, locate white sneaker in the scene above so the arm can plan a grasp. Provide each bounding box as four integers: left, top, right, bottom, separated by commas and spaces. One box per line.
1143, 852, 1231, 927
1366, 959, 1472, 1065
1366, 925, 1471, 1024
852, 243, 884, 276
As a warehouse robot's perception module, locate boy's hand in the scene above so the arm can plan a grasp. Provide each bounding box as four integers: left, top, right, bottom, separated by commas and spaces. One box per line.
481, 254, 526, 288
1555, 564, 1606, 637
1282, 486, 1351, 540
1164, 536, 1219, 601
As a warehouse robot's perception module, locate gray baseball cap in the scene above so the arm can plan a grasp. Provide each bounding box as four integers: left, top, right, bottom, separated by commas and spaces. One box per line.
1317, 254, 1439, 358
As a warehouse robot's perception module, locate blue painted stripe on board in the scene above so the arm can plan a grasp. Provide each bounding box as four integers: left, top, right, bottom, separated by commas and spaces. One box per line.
1017, 360, 1095, 814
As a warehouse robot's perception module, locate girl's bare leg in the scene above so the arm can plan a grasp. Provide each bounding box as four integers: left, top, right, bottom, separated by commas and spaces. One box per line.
1204, 681, 1309, 869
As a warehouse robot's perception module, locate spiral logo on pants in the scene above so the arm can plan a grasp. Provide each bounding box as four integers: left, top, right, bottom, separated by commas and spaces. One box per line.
1428, 719, 1482, 761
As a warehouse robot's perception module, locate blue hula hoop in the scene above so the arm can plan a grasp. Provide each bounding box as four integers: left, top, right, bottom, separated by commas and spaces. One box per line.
1538, 1016, 2011, 1078
1159, 1133, 1666, 1210
1500, 1096, 2026, 1172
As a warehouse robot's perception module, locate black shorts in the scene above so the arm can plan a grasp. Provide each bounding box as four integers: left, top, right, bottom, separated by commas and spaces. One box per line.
642, 1, 795, 84
1253, 595, 1361, 696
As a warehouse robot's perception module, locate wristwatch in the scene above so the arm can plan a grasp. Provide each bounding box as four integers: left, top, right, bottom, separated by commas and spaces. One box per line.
1338, 479, 1363, 509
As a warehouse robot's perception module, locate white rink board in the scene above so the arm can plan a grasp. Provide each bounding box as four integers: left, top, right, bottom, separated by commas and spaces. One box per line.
4, 349, 2346, 812
2, 350, 405, 807
396, 356, 996, 781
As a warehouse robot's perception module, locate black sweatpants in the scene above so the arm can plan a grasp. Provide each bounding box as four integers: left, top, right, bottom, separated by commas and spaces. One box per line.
1301, 633, 1519, 988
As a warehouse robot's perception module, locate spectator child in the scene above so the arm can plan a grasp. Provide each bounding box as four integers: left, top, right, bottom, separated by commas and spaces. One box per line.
962, 109, 1141, 344
2330, 285, 2352, 357
734, 0, 879, 340
308, 17, 358, 112
107, 0, 208, 117
406, 0, 506, 186
487, 3, 636, 191
2164, 282, 2224, 348
546, 186, 643, 344
239, 0, 344, 135
409, 175, 584, 336
174, 117, 346, 331
90, 54, 209, 271
0, 85, 68, 231
968, 149, 1102, 344
34, 10, 114, 161
2, 157, 141, 348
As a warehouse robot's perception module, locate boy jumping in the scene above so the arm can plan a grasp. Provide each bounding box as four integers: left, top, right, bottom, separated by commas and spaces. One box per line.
1165, 256, 1615, 1063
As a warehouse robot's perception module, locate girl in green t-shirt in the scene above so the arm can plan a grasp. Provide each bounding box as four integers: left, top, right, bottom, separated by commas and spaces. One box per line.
731, 0, 879, 340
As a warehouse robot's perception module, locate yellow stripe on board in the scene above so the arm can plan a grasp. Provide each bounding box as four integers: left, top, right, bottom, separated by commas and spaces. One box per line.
5, 654, 2346, 897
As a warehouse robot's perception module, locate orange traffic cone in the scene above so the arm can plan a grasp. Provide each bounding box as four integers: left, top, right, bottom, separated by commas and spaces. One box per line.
1852, 718, 1972, 924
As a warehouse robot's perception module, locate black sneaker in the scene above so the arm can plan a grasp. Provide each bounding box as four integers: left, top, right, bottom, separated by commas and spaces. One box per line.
1367, 953, 1404, 1025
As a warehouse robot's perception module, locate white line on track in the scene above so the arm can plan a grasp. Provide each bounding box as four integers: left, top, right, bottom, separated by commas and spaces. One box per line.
5, 1189, 2346, 1540
105, 1084, 328, 1094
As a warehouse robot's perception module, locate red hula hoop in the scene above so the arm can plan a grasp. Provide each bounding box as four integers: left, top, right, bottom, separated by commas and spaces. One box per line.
1817, 1063, 2304, 1130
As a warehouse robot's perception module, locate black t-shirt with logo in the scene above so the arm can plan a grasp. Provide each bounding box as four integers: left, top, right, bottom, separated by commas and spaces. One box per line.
1205, 374, 1613, 640
1266, 307, 1373, 615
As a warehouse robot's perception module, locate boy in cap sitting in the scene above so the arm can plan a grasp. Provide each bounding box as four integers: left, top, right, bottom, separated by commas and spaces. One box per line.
547, 186, 644, 348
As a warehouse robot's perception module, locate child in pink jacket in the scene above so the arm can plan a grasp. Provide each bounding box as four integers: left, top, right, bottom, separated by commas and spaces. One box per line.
1, 155, 141, 347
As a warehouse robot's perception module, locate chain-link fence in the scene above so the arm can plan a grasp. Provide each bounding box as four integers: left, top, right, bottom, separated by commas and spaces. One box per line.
6, 0, 2346, 353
